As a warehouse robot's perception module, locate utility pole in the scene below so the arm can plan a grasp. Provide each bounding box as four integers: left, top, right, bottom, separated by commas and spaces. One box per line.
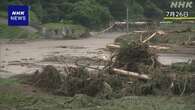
126, 0, 129, 33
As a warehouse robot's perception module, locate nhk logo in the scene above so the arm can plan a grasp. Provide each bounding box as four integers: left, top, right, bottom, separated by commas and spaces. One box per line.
164, 0, 195, 20
170, 1, 193, 8
8, 5, 29, 26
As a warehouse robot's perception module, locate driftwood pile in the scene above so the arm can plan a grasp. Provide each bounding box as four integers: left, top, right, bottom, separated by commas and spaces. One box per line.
107, 41, 159, 80
58, 66, 105, 97
26, 65, 112, 98
23, 41, 195, 97
22, 31, 195, 97
105, 34, 195, 96
28, 65, 63, 91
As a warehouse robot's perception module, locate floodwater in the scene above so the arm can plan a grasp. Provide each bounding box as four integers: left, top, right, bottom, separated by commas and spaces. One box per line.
0, 32, 124, 78
0, 32, 194, 78
158, 53, 195, 65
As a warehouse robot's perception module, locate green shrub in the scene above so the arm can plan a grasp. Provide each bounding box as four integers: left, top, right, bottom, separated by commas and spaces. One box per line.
0, 24, 39, 39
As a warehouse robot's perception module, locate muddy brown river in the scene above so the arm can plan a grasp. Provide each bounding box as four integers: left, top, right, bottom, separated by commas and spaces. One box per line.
158, 53, 195, 65
0, 33, 124, 77
0, 32, 195, 78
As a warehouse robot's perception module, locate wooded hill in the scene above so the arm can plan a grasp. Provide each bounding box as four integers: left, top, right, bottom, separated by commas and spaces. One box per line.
1, 0, 194, 29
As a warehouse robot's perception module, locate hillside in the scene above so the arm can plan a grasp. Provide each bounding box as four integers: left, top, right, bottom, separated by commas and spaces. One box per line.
0, 0, 180, 29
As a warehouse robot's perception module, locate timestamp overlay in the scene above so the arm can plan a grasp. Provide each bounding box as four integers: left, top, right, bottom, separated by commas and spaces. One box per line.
164, 0, 195, 20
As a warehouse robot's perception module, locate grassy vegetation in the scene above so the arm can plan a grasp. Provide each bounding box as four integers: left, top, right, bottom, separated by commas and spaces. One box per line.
152, 23, 195, 44
171, 62, 195, 73
150, 32, 195, 45
159, 23, 195, 31
0, 78, 194, 110
0, 78, 19, 86
0, 90, 194, 110
0, 11, 7, 18
29, 11, 41, 30
115, 23, 195, 45
43, 23, 87, 32
115, 32, 195, 45
0, 24, 39, 39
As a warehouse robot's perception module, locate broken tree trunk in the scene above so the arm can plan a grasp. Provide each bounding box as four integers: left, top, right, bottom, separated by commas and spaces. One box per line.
106, 44, 120, 49
133, 30, 166, 43
142, 32, 157, 43
112, 68, 151, 80
106, 44, 170, 50
99, 24, 116, 34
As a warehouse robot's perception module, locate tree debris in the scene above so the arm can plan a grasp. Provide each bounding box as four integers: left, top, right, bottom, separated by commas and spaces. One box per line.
112, 68, 151, 80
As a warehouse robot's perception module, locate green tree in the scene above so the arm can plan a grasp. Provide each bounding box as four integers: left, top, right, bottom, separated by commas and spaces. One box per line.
109, 0, 126, 21
0, 0, 7, 10
96, 0, 112, 7
143, 0, 163, 20
128, 0, 144, 20
3, 0, 171, 28
70, 0, 111, 29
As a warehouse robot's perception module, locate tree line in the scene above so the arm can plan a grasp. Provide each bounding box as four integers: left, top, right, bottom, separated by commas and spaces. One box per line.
0, 0, 186, 29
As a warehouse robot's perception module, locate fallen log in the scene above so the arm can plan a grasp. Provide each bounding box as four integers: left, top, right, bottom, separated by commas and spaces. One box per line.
112, 68, 151, 80
149, 45, 170, 50
106, 44, 170, 50
133, 31, 148, 33
106, 44, 120, 49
